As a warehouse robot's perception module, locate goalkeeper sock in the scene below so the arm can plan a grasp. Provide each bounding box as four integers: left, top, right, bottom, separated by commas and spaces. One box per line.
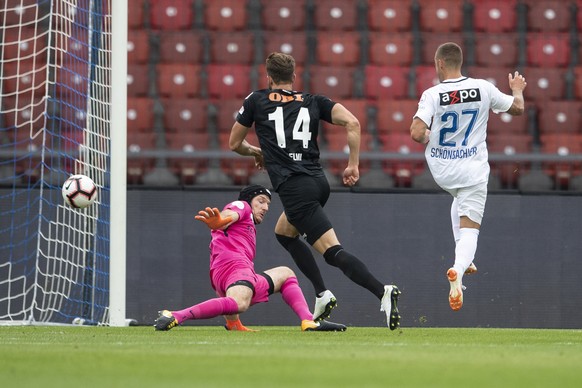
453, 228, 480, 278
172, 297, 239, 324
280, 277, 312, 321
276, 234, 327, 295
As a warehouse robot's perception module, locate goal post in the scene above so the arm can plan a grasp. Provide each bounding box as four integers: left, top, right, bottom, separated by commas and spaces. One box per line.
0, 0, 127, 326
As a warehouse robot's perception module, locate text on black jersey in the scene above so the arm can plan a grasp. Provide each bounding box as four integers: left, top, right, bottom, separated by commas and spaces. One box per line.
439, 88, 481, 106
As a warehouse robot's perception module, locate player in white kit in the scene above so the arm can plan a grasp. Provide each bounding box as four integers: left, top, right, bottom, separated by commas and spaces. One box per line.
410, 42, 527, 311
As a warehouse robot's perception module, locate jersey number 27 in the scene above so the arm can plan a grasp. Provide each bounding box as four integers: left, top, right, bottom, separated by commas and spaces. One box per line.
439, 109, 479, 147
268, 107, 312, 149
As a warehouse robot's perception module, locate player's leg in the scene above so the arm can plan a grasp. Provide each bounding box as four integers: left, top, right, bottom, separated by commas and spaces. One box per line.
452, 197, 478, 275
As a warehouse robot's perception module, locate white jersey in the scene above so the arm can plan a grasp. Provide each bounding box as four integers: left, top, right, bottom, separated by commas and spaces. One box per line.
414, 76, 514, 189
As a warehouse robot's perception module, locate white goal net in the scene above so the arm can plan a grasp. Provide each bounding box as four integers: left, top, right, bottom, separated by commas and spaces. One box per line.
0, 0, 126, 325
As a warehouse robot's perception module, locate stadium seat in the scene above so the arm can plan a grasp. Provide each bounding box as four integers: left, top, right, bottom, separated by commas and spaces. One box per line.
156, 64, 202, 98
127, 64, 150, 97
313, 0, 358, 31
537, 101, 582, 135
0, 97, 45, 132
127, 132, 157, 184
470, 0, 518, 33
158, 31, 203, 64
127, 97, 155, 133
127, 29, 150, 64
540, 133, 582, 189
573, 66, 582, 100
488, 133, 533, 188
165, 132, 211, 184
526, 33, 570, 68
419, 33, 466, 65
375, 99, 418, 136
262, 33, 308, 66
308, 66, 356, 100
521, 67, 566, 103
367, 0, 413, 32
3, 0, 40, 26
213, 99, 244, 134
315, 32, 361, 67
418, 0, 465, 32
150, 0, 194, 30
128, 0, 146, 29
1, 27, 48, 64
260, 0, 307, 31
364, 65, 409, 100
378, 133, 425, 187
208, 31, 255, 65
204, 0, 249, 31
325, 132, 373, 176
487, 111, 528, 136
473, 33, 519, 67
525, 0, 572, 32
206, 64, 252, 100
321, 99, 371, 137
160, 98, 208, 134
218, 132, 258, 185
413, 66, 440, 99
368, 33, 413, 66
2, 62, 46, 96
256, 64, 305, 92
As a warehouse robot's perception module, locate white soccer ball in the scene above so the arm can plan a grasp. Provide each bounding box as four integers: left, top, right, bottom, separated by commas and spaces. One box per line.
62, 174, 97, 209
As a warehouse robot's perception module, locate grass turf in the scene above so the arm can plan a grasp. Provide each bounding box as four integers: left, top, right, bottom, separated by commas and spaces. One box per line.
1, 326, 581, 387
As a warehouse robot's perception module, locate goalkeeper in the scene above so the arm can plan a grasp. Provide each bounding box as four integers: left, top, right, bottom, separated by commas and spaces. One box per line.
154, 184, 347, 332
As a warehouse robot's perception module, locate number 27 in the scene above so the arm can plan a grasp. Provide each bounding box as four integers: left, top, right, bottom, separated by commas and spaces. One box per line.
439, 109, 478, 147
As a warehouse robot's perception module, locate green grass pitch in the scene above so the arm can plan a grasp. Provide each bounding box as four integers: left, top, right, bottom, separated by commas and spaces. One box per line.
1, 326, 581, 387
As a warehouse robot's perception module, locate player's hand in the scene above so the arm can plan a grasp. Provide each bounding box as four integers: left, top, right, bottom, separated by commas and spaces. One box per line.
343, 165, 360, 187
254, 153, 265, 170
195, 207, 233, 230
508, 71, 527, 92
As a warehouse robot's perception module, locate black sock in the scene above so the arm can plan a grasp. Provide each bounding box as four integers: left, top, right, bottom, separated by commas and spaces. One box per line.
324, 245, 384, 299
276, 234, 327, 295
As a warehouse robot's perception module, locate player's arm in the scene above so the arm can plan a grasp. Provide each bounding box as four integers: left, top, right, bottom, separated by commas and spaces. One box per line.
506, 71, 527, 116
195, 207, 239, 230
331, 103, 360, 186
229, 122, 265, 169
410, 117, 430, 144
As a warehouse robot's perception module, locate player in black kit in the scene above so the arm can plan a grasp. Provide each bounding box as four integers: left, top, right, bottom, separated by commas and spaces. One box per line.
228, 52, 401, 330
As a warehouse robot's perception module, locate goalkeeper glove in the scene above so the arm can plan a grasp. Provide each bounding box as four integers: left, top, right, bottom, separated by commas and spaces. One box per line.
195, 207, 233, 230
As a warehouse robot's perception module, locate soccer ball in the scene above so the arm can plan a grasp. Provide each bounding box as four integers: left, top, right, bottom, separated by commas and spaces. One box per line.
62, 174, 97, 208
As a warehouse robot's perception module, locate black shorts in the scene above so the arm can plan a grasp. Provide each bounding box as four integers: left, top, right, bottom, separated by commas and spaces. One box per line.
277, 173, 333, 245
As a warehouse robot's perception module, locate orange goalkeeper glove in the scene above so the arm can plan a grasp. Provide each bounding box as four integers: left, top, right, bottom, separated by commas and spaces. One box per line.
195, 207, 233, 230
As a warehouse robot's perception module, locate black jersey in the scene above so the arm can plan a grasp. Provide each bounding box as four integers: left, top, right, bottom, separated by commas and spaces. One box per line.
236, 88, 336, 190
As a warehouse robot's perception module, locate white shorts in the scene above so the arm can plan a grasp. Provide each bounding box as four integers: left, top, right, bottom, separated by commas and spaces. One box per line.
445, 181, 487, 224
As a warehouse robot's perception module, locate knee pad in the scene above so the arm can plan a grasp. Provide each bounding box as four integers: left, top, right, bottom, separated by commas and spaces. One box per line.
323, 245, 343, 266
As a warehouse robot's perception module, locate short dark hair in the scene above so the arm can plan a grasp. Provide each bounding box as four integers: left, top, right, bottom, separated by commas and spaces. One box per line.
265, 52, 295, 84
435, 42, 463, 69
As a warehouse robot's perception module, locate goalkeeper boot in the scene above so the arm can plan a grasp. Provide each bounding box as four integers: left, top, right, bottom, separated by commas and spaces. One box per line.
154, 310, 179, 331
380, 285, 401, 330
313, 290, 337, 321
301, 320, 347, 332
464, 262, 477, 275
224, 319, 258, 332
447, 268, 463, 311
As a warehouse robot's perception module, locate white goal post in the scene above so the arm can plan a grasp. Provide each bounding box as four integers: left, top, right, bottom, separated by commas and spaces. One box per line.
0, 0, 127, 326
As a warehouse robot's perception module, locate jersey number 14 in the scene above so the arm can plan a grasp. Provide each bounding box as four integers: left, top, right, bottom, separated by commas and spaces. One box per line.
268, 107, 312, 149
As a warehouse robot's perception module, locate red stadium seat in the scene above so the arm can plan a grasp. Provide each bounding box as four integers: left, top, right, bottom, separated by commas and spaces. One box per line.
204, 0, 249, 31
262, 33, 308, 66
413, 66, 440, 99
158, 31, 203, 64
128, 0, 146, 29
213, 99, 244, 133
218, 132, 258, 185
526, 33, 570, 68
127, 132, 157, 184
2, 62, 46, 96
537, 101, 582, 135
127, 64, 150, 97
0, 97, 45, 132
160, 98, 208, 134
467, 66, 514, 91
127, 29, 150, 64
260, 0, 307, 31
573, 66, 582, 100
368, 33, 413, 66
313, 0, 358, 31
1, 27, 48, 64
525, 0, 572, 32
208, 32, 255, 65
156, 64, 202, 98
522, 67, 566, 103
540, 133, 582, 189
127, 97, 155, 133
165, 132, 211, 184
419, 33, 466, 65
150, 0, 194, 30
488, 133, 533, 188
321, 99, 372, 136
2, 0, 40, 26
473, 33, 519, 67
367, 0, 413, 32
315, 32, 361, 67
257, 64, 305, 92
206, 64, 252, 99
308, 66, 356, 100
378, 133, 425, 187
418, 0, 464, 32
487, 111, 528, 136
364, 65, 409, 100
325, 132, 373, 176
375, 99, 418, 136
471, 0, 518, 33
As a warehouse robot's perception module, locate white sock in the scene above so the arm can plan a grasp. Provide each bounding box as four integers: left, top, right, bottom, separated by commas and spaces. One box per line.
451, 198, 460, 243
453, 228, 479, 279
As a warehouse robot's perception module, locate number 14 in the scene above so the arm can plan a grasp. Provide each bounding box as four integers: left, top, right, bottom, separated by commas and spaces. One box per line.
268, 106, 312, 149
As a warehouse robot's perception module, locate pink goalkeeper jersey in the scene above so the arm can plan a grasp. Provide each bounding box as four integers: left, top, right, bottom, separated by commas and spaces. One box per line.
209, 200, 257, 271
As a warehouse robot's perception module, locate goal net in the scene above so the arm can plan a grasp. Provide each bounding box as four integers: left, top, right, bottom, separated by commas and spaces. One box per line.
0, 0, 126, 325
